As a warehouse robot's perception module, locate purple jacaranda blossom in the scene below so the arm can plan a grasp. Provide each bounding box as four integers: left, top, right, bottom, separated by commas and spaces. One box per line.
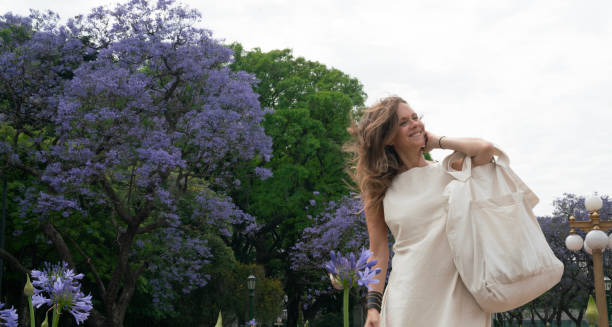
291, 194, 393, 311
143, 226, 212, 310
254, 167, 273, 180
292, 194, 393, 273
247, 318, 257, 326
0, 302, 17, 327
1, 0, 273, 317
31, 262, 93, 325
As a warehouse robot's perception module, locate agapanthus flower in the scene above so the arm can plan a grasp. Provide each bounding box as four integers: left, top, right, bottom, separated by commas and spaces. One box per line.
31, 262, 93, 325
0, 302, 18, 327
357, 266, 381, 290
325, 249, 381, 290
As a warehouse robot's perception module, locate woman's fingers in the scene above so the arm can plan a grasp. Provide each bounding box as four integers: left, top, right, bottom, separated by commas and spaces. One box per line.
450, 157, 464, 170
423, 131, 438, 153
364, 310, 381, 327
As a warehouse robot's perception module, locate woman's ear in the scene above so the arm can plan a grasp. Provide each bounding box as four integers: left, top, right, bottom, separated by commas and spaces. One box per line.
384, 137, 394, 147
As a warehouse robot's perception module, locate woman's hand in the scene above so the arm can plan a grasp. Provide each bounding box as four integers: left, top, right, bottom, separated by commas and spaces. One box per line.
450, 156, 465, 171
423, 133, 495, 168
364, 308, 381, 327
423, 130, 439, 153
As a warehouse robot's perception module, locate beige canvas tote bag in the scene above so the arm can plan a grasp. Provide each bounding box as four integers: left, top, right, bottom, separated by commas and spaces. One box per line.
442, 146, 564, 313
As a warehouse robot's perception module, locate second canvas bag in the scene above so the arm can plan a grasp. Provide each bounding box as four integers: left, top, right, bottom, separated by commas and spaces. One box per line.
442, 146, 564, 313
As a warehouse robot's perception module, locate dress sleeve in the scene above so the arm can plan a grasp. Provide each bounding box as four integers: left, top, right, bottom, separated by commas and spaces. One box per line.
442, 151, 465, 172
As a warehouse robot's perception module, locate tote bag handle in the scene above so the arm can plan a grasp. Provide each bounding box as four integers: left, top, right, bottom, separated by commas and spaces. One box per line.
441, 144, 511, 179
441, 144, 538, 208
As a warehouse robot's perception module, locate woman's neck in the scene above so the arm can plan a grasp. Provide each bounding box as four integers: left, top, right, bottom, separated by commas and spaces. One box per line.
397, 149, 429, 171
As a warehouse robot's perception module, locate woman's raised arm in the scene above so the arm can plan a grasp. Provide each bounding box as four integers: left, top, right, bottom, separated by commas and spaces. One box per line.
425, 133, 495, 168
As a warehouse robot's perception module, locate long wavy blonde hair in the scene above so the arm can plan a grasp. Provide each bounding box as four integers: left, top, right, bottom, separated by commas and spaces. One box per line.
344, 96, 408, 213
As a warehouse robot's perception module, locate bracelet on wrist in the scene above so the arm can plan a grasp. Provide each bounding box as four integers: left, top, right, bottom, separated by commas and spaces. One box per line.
366, 291, 383, 313
438, 136, 446, 149
366, 303, 381, 312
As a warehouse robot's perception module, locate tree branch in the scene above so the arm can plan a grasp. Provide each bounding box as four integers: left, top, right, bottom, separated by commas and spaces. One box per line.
0, 248, 29, 275
99, 176, 133, 225
133, 198, 153, 225
11, 161, 41, 178
127, 165, 136, 206
136, 220, 167, 234
41, 222, 76, 268
64, 234, 107, 298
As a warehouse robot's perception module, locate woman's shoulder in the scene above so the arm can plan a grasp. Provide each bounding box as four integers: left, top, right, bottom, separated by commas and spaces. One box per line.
391, 160, 441, 183
384, 160, 442, 201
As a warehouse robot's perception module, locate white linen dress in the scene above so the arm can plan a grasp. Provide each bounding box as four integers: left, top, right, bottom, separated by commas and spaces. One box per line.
380, 161, 490, 327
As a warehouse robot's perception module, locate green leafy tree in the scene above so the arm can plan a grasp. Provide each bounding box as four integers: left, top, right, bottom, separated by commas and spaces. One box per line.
228, 45, 366, 326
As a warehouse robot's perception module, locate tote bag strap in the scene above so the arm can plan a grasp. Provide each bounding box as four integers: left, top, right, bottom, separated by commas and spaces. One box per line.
442, 143, 510, 179
442, 151, 471, 181
491, 143, 510, 167
442, 144, 539, 208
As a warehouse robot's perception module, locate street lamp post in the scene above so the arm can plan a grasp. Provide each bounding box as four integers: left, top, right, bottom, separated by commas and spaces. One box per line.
565, 195, 612, 327
247, 274, 256, 322
605, 276, 611, 326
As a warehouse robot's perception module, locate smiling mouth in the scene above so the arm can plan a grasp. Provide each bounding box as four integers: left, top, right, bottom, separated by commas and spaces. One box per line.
409, 131, 423, 137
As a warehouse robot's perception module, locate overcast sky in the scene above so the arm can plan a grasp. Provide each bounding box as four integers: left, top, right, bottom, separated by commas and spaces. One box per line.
4, 0, 611, 216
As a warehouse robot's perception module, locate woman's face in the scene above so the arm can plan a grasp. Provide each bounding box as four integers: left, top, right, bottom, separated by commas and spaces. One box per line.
388, 103, 426, 152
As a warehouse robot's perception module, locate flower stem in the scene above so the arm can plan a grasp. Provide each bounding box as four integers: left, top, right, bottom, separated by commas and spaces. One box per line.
27, 296, 35, 327
343, 288, 349, 327
52, 306, 61, 327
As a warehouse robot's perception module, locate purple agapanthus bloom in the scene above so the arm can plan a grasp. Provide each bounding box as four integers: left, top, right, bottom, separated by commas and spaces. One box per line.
357, 266, 381, 290
325, 249, 381, 290
0, 302, 17, 327
31, 262, 93, 325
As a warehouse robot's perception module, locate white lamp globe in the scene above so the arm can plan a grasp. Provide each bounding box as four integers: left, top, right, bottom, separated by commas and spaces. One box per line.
586, 230, 609, 251
565, 234, 584, 251
585, 195, 603, 212
584, 242, 593, 255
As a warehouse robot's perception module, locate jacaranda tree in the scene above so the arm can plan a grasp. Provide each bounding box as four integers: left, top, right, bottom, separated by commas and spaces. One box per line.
290, 195, 394, 324
291, 195, 370, 322
0, 1, 272, 326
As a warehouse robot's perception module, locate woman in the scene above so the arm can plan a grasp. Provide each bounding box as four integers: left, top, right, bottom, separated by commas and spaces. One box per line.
346, 96, 494, 327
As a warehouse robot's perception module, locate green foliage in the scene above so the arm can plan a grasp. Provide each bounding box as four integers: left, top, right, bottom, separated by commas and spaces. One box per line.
125, 233, 284, 327
0, 25, 31, 48
227, 44, 368, 323
228, 43, 366, 244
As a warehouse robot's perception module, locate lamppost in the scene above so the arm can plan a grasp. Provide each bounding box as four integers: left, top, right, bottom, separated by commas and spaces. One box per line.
274, 317, 283, 327
605, 276, 612, 326
565, 195, 612, 327
247, 274, 256, 322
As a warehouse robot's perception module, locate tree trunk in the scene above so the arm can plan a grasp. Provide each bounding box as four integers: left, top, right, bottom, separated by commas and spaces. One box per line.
103, 226, 140, 327
86, 309, 106, 327
286, 271, 300, 327
41, 219, 141, 327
